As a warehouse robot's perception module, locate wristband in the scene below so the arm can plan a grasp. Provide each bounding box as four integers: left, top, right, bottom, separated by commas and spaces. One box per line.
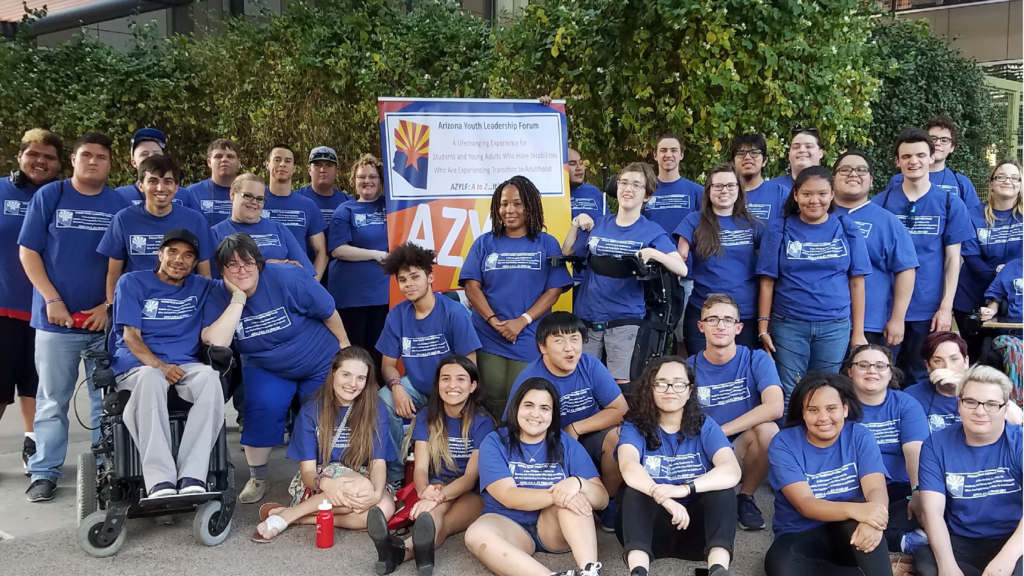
387, 377, 401, 390
684, 479, 697, 495
571, 217, 580, 228
486, 314, 497, 323
46, 297, 62, 304
230, 291, 247, 305
758, 317, 770, 323
521, 312, 533, 325
314, 472, 326, 493
575, 476, 583, 490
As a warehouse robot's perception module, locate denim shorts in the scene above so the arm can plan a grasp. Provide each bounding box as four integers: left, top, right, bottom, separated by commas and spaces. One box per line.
517, 520, 570, 555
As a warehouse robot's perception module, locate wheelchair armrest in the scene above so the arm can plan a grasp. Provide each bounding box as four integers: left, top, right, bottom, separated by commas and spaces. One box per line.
548, 254, 584, 268
198, 345, 235, 378
81, 348, 116, 389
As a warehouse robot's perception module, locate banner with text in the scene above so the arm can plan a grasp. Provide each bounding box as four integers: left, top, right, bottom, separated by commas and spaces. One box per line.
378, 98, 572, 304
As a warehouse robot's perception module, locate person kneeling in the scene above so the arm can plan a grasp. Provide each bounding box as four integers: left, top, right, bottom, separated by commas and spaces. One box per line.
253, 347, 395, 542
764, 372, 892, 576
617, 356, 741, 576
367, 355, 496, 576
112, 229, 225, 498
465, 377, 608, 576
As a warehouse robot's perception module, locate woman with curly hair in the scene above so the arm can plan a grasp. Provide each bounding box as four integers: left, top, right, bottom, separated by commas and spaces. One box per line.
615, 356, 741, 576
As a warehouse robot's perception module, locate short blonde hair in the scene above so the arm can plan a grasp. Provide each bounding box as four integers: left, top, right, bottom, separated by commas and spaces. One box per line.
349, 153, 384, 189
959, 365, 1013, 403
229, 172, 265, 195
20, 128, 63, 157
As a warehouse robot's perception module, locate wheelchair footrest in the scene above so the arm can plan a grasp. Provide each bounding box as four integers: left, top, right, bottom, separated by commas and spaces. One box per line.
139, 492, 222, 509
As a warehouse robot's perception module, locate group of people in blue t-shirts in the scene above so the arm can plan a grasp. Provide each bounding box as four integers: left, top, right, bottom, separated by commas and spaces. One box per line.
0, 114, 1021, 576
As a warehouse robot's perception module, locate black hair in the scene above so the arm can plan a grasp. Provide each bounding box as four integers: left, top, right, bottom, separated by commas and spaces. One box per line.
843, 343, 904, 390
72, 132, 113, 155
491, 175, 545, 240
831, 150, 874, 175
925, 115, 958, 148
534, 311, 588, 349
692, 162, 760, 260
266, 144, 297, 162
783, 372, 863, 429
894, 127, 935, 158
729, 133, 768, 162
782, 165, 837, 218
382, 242, 435, 277
625, 356, 705, 449
214, 233, 266, 274
137, 155, 181, 185
502, 377, 564, 467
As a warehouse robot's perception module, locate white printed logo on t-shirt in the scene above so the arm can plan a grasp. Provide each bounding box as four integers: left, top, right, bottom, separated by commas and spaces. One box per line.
945, 469, 1021, 499
141, 296, 199, 320
806, 462, 859, 499
786, 239, 848, 261
401, 334, 451, 358
3, 200, 26, 216
55, 209, 113, 231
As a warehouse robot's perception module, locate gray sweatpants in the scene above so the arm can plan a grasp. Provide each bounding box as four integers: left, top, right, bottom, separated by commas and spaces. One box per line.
116, 363, 224, 491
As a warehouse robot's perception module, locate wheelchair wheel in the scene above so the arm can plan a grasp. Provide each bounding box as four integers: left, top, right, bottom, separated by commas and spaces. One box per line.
193, 500, 232, 546
77, 510, 126, 558
76, 452, 98, 526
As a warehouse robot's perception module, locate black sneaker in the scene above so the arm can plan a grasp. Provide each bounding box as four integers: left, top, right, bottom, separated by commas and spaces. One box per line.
25, 479, 56, 502
630, 568, 649, 576
22, 436, 35, 476
737, 493, 766, 530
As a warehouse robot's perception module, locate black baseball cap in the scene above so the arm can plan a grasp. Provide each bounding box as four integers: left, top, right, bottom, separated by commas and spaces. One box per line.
159, 228, 200, 256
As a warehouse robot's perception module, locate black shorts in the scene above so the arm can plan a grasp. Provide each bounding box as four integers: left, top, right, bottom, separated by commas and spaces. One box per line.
0, 316, 37, 404
577, 426, 614, 467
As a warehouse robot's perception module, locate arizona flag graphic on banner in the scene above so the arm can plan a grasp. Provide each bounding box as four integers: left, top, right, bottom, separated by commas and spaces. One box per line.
393, 120, 430, 189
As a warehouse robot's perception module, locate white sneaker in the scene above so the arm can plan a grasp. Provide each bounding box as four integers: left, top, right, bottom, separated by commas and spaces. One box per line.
579, 562, 602, 576
238, 478, 269, 504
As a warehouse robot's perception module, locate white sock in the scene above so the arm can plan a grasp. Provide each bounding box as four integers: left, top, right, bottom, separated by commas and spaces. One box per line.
25, 432, 36, 441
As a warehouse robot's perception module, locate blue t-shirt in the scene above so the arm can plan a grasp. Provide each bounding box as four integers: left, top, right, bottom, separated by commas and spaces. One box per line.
985, 257, 1024, 322
478, 429, 599, 524
768, 173, 795, 194
573, 214, 677, 322
459, 232, 572, 362
746, 179, 787, 222
643, 177, 703, 238
110, 271, 214, 375
263, 191, 328, 247
185, 179, 233, 226
858, 389, 930, 485
375, 294, 481, 394
503, 354, 622, 427
115, 183, 196, 212
17, 179, 131, 333
768, 421, 889, 536
212, 217, 316, 275
903, 382, 961, 433
411, 410, 496, 483
327, 198, 390, 309
885, 168, 982, 210
297, 185, 349, 226
286, 401, 396, 466
570, 183, 608, 283
674, 213, 764, 318
834, 203, 919, 333
956, 206, 1023, 312
0, 177, 41, 313
204, 263, 338, 381
686, 346, 782, 427
98, 204, 217, 272
756, 214, 872, 322
616, 419, 731, 504
919, 424, 1022, 539
871, 186, 975, 322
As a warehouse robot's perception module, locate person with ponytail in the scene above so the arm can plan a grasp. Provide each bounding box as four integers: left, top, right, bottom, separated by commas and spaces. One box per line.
367, 355, 496, 576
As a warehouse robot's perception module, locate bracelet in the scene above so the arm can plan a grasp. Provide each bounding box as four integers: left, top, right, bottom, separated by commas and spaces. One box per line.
570, 422, 579, 435
486, 314, 497, 323
758, 317, 770, 323
521, 312, 533, 325
46, 297, 62, 304
758, 332, 769, 339
387, 377, 401, 390
314, 472, 327, 493
575, 476, 583, 490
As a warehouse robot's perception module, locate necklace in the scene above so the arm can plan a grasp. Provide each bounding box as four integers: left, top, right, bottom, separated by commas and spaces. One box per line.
521, 440, 545, 463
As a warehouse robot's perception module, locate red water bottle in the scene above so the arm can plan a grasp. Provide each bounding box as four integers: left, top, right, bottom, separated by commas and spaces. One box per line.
316, 499, 334, 548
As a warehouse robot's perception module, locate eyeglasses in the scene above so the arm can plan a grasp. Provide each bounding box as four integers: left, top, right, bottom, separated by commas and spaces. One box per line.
734, 150, 764, 159
356, 174, 380, 181
992, 174, 1022, 184
653, 381, 690, 393
224, 261, 257, 273
617, 179, 646, 191
929, 136, 953, 146
960, 397, 1007, 413
835, 166, 871, 177
852, 361, 891, 372
710, 183, 740, 192
241, 192, 267, 204
700, 316, 738, 327
791, 126, 820, 136
903, 201, 917, 229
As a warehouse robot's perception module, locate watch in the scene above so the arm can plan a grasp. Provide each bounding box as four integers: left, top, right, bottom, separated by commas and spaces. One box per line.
684, 479, 697, 495
571, 216, 580, 228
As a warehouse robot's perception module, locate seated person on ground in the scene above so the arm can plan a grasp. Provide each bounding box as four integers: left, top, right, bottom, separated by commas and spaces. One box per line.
616, 356, 741, 576
978, 256, 1023, 325
764, 372, 892, 576
686, 293, 784, 531
110, 229, 226, 498
367, 354, 496, 576
465, 377, 608, 576
376, 242, 482, 486
253, 347, 395, 542
914, 365, 1023, 576
503, 312, 627, 528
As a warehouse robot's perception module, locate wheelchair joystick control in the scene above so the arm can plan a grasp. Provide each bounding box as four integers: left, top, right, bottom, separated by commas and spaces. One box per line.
81, 349, 115, 389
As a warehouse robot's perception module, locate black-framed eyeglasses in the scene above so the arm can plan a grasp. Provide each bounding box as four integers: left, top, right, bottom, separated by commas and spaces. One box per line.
835, 166, 871, 177
960, 397, 1007, 413
224, 260, 257, 272
734, 149, 764, 159
903, 201, 917, 229
851, 361, 891, 372
701, 316, 739, 327
929, 136, 953, 146
992, 174, 1022, 184
653, 381, 690, 393
241, 192, 267, 204
710, 183, 740, 192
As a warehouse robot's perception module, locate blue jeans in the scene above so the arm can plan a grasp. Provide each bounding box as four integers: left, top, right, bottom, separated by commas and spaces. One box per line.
770, 314, 851, 415
378, 377, 429, 482
28, 330, 105, 482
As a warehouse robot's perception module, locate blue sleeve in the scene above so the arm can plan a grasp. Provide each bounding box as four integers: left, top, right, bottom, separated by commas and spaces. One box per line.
374, 403, 398, 461
202, 281, 230, 328
768, 433, 808, 490
563, 434, 600, 478
756, 220, 783, 278
854, 424, 890, 480
573, 228, 591, 258
751, 349, 782, 394
112, 275, 142, 329
701, 419, 733, 459
616, 422, 644, 454
843, 217, 873, 277
673, 212, 699, 244
411, 412, 429, 442
376, 308, 403, 358
917, 435, 944, 493
943, 196, 976, 246
472, 414, 497, 447
97, 214, 127, 260
543, 234, 573, 291
176, 188, 197, 212
447, 301, 482, 355
287, 267, 337, 320
958, 174, 982, 209
586, 355, 623, 408
285, 402, 320, 462
478, 431, 511, 491
963, 254, 994, 278
985, 272, 1010, 303
888, 220, 920, 273
898, 393, 930, 445
328, 205, 353, 251
649, 230, 677, 254
197, 216, 217, 262
17, 183, 55, 253
458, 235, 485, 285
282, 225, 317, 274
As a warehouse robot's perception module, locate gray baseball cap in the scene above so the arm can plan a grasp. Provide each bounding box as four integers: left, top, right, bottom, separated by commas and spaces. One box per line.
308, 146, 338, 164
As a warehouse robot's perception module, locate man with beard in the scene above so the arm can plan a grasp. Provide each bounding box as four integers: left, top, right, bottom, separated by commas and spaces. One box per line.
730, 133, 787, 222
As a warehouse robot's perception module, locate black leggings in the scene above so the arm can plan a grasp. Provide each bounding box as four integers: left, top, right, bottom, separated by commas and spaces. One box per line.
614, 486, 736, 562
764, 519, 893, 576
884, 482, 920, 552
338, 305, 389, 387
914, 532, 1024, 576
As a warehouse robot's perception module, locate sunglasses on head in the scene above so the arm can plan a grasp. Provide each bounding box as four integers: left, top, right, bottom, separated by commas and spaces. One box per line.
791, 126, 820, 136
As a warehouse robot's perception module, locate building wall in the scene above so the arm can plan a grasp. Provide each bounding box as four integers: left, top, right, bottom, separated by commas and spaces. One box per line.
900, 0, 1022, 64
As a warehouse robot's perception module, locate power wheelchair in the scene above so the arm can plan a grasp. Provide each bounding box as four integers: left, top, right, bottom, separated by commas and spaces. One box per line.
75, 309, 237, 558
